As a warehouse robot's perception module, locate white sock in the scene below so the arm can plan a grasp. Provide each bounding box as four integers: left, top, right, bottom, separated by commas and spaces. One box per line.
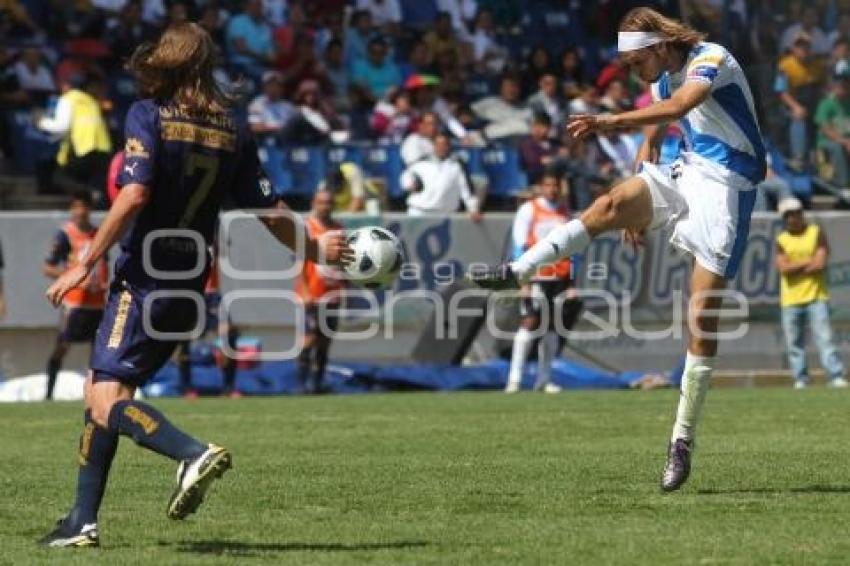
534, 332, 559, 390
508, 327, 534, 390
671, 351, 714, 442
510, 219, 590, 282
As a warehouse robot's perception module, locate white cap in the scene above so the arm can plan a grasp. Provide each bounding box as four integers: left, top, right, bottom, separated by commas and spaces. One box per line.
777, 197, 803, 216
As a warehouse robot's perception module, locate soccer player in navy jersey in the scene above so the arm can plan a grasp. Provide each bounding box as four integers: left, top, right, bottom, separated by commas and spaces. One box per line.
39, 23, 353, 547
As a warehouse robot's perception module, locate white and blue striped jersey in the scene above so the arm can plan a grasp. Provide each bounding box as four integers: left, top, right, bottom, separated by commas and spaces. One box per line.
650, 41, 766, 186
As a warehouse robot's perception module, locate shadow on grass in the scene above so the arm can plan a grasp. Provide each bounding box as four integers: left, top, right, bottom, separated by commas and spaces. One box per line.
697, 485, 850, 495
160, 539, 429, 557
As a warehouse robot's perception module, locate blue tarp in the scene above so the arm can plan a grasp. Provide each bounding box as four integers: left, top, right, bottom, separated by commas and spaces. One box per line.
142, 357, 643, 397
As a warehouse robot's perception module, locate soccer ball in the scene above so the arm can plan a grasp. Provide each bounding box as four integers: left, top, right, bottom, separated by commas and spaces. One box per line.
343, 226, 404, 290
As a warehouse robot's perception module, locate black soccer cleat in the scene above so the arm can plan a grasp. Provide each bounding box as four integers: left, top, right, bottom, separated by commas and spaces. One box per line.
38, 517, 99, 548
466, 263, 520, 291
167, 444, 232, 520
660, 438, 692, 492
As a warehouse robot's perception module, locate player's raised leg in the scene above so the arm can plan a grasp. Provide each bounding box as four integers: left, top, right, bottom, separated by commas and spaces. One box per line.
470, 176, 654, 288
661, 264, 726, 492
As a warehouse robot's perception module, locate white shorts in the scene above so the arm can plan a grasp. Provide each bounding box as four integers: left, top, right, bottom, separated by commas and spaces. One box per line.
637, 152, 757, 279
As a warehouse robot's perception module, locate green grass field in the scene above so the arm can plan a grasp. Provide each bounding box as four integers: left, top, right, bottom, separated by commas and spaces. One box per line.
3, 388, 850, 565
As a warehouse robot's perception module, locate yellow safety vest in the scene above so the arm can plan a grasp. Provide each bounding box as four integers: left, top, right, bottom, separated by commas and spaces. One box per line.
333, 162, 379, 212
57, 89, 111, 166
777, 224, 830, 307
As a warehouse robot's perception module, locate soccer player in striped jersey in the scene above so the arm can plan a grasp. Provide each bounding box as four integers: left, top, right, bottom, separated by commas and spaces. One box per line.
471, 7, 766, 492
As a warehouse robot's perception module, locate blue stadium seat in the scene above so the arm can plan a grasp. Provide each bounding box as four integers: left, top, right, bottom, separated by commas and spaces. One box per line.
326, 145, 364, 169
286, 146, 327, 196
256, 144, 291, 197
453, 147, 484, 177
481, 145, 527, 197
362, 144, 403, 199
6, 111, 57, 174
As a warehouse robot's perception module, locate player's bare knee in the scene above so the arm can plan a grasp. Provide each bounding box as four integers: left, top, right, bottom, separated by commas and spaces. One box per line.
584, 194, 619, 228
90, 398, 115, 428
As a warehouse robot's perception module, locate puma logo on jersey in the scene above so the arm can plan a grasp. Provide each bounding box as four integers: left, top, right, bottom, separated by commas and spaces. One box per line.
124, 161, 140, 176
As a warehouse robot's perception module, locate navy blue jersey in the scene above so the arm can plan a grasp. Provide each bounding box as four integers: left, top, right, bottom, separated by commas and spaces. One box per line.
115, 99, 274, 289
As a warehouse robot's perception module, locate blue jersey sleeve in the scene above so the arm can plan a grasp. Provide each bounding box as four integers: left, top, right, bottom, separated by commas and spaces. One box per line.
117, 100, 159, 189
230, 127, 276, 208
45, 229, 71, 266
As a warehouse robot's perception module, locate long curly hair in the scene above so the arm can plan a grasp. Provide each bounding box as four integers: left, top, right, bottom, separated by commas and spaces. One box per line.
619, 7, 706, 52
128, 23, 232, 114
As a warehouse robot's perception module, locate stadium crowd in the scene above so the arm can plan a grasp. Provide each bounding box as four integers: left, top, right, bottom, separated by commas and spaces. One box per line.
0, 0, 847, 212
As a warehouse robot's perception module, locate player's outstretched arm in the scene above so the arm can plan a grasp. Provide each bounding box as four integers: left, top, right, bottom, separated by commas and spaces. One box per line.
46, 184, 149, 307
568, 81, 711, 139
258, 203, 354, 267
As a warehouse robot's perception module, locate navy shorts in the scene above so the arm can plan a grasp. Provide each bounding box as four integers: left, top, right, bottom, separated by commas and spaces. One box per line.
90, 281, 204, 387
59, 307, 103, 343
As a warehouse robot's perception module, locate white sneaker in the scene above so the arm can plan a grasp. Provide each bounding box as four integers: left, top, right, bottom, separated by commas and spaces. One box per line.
504, 382, 521, 393
794, 380, 808, 390
167, 444, 231, 520
828, 377, 849, 388
543, 383, 562, 394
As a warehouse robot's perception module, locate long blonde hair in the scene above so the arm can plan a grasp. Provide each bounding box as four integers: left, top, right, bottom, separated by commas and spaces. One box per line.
619, 7, 706, 52
128, 23, 232, 114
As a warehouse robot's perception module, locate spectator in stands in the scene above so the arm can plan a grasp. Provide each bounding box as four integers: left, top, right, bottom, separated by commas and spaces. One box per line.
356, 0, 402, 37
273, 2, 313, 71
595, 48, 628, 92
775, 197, 848, 389
599, 79, 632, 112
754, 154, 793, 211
262, 0, 287, 27
105, 1, 157, 68
280, 33, 331, 95
470, 8, 508, 74
399, 40, 433, 81
226, 0, 276, 81
13, 48, 56, 99
324, 39, 351, 113
372, 88, 414, 143
198, 3, 226, 46
400, 110, 438, 165
436, 0, 475, 39
568, 84, 601, 116
37, 73, 112, 198
781, 5, 830, 55
423, 11, 466, 63
828, 12, 850, 51
559, 46, 585, 95
476, 0, 521, 33
527, 73, 563, 138
519, 112, 556, 185
522, 46, 555, 97
471, 73, 531, 140
295, 189, 347, 394
550, 135, 612, 212
815, 60, 850, 189
595, 121, 639, 180
319, 161, 379, 212
345, 9, 375, 70
288, 78, 345, 145
776, 32, 825, 168
140, 0, 165, 27
408, 80, 468, 139
165, 0, 189, 26
351, 36, 401, 104
247, 70, 298, 141
401, 133, 481, 219
0, 0, 43, 38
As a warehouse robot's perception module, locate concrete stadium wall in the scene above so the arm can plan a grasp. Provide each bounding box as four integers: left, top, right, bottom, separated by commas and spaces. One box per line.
2, 211, 850, 378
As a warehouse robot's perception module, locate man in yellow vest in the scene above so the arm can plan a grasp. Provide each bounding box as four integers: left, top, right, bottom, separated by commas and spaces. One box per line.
775, 197, 847, 389
37, 73, 111, 198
